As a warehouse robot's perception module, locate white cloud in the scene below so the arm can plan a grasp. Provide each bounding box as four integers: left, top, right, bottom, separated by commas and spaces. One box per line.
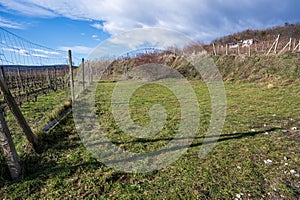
88, 28, 193, 60
91, 23, 103, 30
1, 0, 299, 42
0, 17, 25, 29
0, 0, 56, 17
2, 47, 30, 56
32, 48, 61, 55
58, 45, 94, 55
32, 53, 49, 58
92, 34, 98, 38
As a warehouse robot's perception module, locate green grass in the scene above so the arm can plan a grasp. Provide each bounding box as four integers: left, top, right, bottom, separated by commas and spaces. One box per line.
1, 80, 300, 199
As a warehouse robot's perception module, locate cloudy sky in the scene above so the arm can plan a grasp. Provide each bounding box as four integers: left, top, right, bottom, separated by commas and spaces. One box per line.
0, 0, 299, 60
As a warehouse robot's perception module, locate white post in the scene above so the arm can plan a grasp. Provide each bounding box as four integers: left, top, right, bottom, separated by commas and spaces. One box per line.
225, 44, 228, 55
274, 34, 280, 54
212, 43, 217, 56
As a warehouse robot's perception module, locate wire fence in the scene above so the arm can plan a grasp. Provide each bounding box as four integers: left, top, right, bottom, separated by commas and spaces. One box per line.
0, 27, 77, 180
0, 27, 77, 108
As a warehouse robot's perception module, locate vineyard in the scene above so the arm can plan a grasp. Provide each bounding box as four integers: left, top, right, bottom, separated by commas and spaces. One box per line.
1, 65, 69, 108
0, 26, 300, 199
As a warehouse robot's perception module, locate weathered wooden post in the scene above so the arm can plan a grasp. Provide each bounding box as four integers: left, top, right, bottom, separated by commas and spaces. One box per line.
17, 67, 24, 92
225, 44, 228, 55
248, 45, 251, 57
0, 71, 40, 153
288, 38, 292, 52
88, 63, 92, 84
274, 34, 280, 54
68, 50, 74, 102
0, 108, 21, 179
212, 43, 217, 56
1, 66, 6, 82
82, 58, 85, 90
53, 66, 57, 91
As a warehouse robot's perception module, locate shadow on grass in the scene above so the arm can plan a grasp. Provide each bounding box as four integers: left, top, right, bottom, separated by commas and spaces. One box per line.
98, 127, 280, 165
0, 115, 280, 191
87, 127, 279, 147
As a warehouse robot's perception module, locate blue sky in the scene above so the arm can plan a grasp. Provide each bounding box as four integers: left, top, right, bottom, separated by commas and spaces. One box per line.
0, 0, 300, 64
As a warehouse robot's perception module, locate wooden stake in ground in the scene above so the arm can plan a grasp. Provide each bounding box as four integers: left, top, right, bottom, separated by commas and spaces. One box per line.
212, 43, 217, 56
68, 50, 74, 102
0, 71, 40, 153
0, 108, 21, 179
82, 58, 85, 90
248, 45, 251, 57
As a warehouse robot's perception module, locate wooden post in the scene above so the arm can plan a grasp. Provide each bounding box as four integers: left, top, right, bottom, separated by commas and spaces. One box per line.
255, 42, 257, 53
0, 108, 21, 179
89, 64, 93, 83
294, 40, 300, 52
88, 64, 92, 84
68, 50, 74, 102
82, 58, 85, 90
17, 67, 24, 92
237, 45, 240, 55
225, 44, 228, 55
124, 64, 128, 79
292, 39, 296, 51
212, 43, 217, 56
0, 72, 40, 153
1, 66, 6, 82
53, 66, 57, 91
288, 38, 292, 51
248, 45, 251, 57
46, 68, 51, 86
0, 67, 5, 96
274, 34, 280, 54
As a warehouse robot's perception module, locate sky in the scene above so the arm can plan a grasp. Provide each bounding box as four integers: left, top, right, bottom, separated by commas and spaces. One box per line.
0, 0, 299, 64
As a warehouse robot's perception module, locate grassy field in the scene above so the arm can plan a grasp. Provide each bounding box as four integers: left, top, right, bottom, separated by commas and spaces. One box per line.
1, 79, 299, 199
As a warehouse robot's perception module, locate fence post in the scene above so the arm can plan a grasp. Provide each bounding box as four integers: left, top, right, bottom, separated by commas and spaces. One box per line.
68, 50, 74, 102
225, 44, 228, 55
82, 58, 85, 90
0, 108, 21, 179
212, 43, 217, 56
274, 34, 280, 54
17, 67, 24, 92
90, 64, 93, 83
248, 45, 251, 57
46, 68, 51, 87
88, 64, 92, 84
53, 66, 57, 91
1, 66, 6, 82
0, 72, 40, 153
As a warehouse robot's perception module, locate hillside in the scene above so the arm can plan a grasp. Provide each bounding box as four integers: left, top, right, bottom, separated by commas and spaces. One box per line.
212, 23, 300, 45
101, 52, 300, 84
214, 54, 300, 83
